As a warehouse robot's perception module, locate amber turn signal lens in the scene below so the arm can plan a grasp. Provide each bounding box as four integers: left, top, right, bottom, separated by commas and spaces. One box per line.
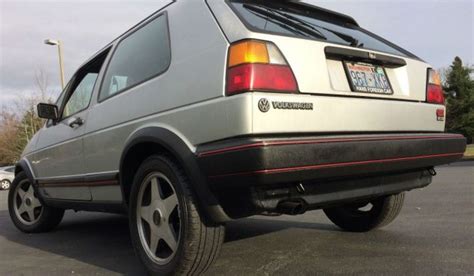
427, 69, 445, 105
228, 40, 270, 67
428, 69, 442, 86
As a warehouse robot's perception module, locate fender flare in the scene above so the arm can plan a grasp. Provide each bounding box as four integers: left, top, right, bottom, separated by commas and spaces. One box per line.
15, 159, 36, 185
119, 127, 230, 222
14, 159, 49, 203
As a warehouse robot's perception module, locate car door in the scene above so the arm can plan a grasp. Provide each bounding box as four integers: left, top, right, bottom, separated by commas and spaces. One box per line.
31, 51, 109, 201
83, 13, 172, 203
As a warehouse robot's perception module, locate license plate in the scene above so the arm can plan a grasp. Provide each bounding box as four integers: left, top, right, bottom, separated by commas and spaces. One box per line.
344, 62, 393, 94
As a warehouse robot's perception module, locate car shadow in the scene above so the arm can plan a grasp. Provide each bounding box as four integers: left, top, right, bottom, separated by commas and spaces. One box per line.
0, 210, 145, 275
0, 210, 338, 275
224, 217, 338, 243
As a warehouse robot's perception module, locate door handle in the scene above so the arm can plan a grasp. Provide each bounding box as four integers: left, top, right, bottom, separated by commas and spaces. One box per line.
68, 117, 84, 128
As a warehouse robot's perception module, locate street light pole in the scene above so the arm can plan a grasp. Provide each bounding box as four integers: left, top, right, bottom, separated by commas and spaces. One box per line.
56, 41, 65, 89
44, 39, 65, 89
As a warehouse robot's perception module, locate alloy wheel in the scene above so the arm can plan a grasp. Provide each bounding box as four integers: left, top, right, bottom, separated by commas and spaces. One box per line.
13, 179, 43, 225
136, 172, 181, 265
1, 180, 10, 190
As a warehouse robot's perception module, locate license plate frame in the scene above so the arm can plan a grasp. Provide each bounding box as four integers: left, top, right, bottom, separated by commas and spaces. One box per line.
343, 61, 393, 95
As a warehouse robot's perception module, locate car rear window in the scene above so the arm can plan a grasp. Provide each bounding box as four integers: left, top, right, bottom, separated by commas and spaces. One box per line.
229, 1, 413, 58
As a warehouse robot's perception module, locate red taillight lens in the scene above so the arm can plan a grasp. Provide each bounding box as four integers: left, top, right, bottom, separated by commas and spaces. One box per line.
427, 69, 444, 104
427, 84, 444, 104
226, 39, 298, 96
227, 64, 297, 95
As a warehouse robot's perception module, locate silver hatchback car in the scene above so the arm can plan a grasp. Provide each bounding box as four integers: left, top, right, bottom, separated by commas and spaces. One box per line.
9, 1, 466, 274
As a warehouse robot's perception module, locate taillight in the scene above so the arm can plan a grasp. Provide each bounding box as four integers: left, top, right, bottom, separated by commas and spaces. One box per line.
226, 40, 298, 95
427, 69, 444, 104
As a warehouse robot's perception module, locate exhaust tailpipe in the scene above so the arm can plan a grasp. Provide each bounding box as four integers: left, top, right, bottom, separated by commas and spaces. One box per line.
277, 200, 307, 215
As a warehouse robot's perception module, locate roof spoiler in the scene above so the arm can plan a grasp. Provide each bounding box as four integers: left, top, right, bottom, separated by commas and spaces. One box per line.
266, 0, 360, 27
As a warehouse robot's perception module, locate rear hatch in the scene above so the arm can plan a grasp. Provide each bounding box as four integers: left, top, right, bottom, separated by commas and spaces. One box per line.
226, 0, 430, 102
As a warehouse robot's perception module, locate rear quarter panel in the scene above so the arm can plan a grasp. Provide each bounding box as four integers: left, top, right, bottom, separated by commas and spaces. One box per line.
83, 1, 232, 176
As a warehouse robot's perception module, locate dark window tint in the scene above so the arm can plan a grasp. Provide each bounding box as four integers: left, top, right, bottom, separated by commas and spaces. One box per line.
230, 1, 412, 58
100, 14, 171, 101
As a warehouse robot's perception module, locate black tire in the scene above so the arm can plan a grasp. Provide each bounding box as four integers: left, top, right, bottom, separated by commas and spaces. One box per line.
129, 155, 225, 275
8, 172, 65, 233
323, 193, 405, 232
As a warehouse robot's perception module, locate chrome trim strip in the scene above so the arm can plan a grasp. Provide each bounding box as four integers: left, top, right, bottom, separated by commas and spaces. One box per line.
35, 171, 119, 181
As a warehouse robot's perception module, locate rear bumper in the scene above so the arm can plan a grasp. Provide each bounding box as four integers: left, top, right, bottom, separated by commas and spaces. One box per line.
197, 133, 466, 187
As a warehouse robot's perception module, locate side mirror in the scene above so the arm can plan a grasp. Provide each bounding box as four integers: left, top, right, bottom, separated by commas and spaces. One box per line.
37, 103, 59, 121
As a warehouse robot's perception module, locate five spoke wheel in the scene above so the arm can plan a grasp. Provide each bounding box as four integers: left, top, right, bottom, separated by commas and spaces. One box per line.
129, 155, 225, 274
13, 179, 43, 225
136, 172, 180, 265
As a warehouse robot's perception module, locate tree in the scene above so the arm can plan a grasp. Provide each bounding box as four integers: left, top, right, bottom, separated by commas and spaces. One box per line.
0, 101, 44, 165
0, 69, 55, 165
0, 110, 23, 165
443, 57, 474, 144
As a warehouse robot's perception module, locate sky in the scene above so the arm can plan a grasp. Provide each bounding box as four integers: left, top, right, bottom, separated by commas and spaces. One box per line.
0, 0, 473, 108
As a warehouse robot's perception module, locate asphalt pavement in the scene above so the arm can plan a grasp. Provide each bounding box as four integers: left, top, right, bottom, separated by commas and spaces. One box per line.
0, 162, 473, 275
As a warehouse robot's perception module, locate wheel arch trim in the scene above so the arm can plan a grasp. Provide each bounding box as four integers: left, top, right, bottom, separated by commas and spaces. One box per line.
119, 126, 230, 222
15, 159, 36, 185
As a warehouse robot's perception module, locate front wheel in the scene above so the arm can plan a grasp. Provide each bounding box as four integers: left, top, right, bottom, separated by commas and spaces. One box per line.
8, 172, 65, 233
323, 193, 405, 232
129, 155, 225, 275
1, 179, 11, 190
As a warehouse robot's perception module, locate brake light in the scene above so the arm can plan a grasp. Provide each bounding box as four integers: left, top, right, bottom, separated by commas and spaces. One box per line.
427, 69, 444, 104
226, 40, 298, 95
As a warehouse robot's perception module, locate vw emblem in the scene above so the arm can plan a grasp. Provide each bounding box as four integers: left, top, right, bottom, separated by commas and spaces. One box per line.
258, 98, 270, 113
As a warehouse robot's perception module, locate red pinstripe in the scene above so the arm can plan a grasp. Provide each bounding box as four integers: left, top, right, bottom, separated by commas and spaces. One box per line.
208, 152, 464, 179
198, 134, 463, 157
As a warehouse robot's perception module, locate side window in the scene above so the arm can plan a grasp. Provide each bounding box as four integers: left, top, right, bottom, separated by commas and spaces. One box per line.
55, 90, 66, 107
60, 49, 109, 119
99, 13, 171, 101
62, 73, 98, 118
